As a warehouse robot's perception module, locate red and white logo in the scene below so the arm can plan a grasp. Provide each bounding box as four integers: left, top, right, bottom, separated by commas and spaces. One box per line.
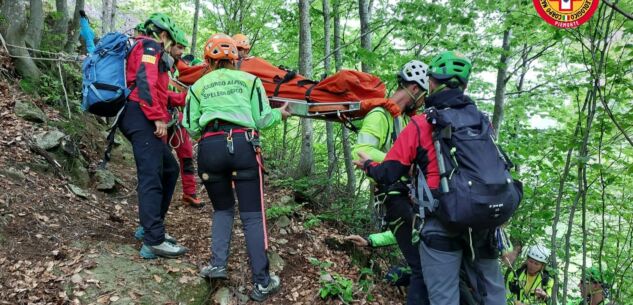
533, 0, 600, 28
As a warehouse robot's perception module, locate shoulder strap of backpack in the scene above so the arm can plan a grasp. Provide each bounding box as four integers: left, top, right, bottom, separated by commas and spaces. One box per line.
249, 77, 263, 114
410, 118, 436, 214
367, 107, 392, 150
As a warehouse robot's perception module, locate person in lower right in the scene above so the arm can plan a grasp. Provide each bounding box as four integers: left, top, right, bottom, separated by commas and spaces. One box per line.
357, 51, 507, 305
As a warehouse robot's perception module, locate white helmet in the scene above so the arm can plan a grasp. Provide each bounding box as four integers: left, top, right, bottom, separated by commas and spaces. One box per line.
398, 60, 429, 92
527, 245, 550, 263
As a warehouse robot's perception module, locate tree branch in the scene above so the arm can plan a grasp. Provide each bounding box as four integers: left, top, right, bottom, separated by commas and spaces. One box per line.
603, 0, 633, 20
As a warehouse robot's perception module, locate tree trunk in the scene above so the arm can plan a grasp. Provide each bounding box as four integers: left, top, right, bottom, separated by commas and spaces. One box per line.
323, 0, 336, 185
101, 0, 111, 35
190, 0, 201, 56
491, 28, 511, 138
64, 0, 85, 53
296, 0, 314, 178
54, 0, 69, 49
108, 0, 117, 32
358, 0, 371, 73
25, 0, 44, 50
334, 0, 356, 194
0, 0, 41, 80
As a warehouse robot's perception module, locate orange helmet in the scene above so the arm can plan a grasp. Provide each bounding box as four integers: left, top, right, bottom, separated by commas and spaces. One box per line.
204, 33, 239, 61
232, 33, 251, 50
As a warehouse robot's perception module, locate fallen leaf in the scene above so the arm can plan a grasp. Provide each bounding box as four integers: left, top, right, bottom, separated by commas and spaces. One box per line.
96, 294, 110, 304
153, 274, 162, 283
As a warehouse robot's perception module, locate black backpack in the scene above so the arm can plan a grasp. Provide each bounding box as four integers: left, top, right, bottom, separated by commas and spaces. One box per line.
412, 103, 523, 230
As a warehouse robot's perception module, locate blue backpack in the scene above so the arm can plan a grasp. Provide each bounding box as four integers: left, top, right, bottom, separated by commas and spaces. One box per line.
81, 32, 135, 117
412, 103, 523, 230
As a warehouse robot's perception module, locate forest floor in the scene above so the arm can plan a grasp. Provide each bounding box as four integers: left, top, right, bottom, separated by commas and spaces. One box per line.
0, 54, 403, 304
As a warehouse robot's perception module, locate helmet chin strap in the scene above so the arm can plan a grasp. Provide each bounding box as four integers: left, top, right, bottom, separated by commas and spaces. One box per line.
404, 87, 426, 112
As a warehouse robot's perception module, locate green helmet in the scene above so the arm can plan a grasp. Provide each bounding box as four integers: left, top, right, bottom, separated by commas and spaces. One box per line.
428, 51, 472, 85
145, 13, 178, 42
135, 23, 146, 34
174, 28, 188, 47
583, 267, 608, 286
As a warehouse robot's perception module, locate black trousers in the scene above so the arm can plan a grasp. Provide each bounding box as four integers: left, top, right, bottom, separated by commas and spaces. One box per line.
197, 132, 270, 285
385, 195, 430, 305
119, 102, 179, 246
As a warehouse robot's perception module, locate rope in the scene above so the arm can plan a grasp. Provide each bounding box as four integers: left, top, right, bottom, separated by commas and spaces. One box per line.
0, 33, 82, 62
0, 33, 77, 119
57, 62, 72, 119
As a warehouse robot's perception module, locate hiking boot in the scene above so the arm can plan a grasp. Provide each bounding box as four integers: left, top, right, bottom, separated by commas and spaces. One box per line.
134, 226, 177, 244
139, 241, 188, 259
182, 193, 204, 208
250, 275, 281, 302
199, 265, 228, 280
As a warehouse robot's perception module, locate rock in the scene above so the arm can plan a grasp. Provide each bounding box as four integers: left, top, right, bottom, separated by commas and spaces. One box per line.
34, 130, 66, 150
67, 161, 90, 188
212, 287, 232, 305
100, 131, 125, 146
68, 184, 89, 199
236, 291, 249, 304
0, 167, 25, 181
267, 251, 285, 273
279, 195, 294, 205
14, 100, 47, 123
95, 169, 116, 191
320, 273, 333, 283
66, 242, 208, 305
275, 215, 291, 228
61, 136, 81, 158
70, 274, 83, 284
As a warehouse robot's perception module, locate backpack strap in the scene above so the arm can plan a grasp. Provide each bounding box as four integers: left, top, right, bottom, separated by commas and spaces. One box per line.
249, 77, 263, 114
367, 107, 393, 151
410, 119, 437, 216
98, 105, 127, 169
186, 86, 202, 128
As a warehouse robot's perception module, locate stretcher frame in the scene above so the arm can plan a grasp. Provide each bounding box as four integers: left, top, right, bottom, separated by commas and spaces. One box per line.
268, 96, 361, 118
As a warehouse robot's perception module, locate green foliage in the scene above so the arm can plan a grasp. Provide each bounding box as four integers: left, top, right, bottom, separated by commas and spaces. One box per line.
319, 273, 354, 303
266, 204, 300, 219
303, 214, 322, 230
309, 257, 375, 303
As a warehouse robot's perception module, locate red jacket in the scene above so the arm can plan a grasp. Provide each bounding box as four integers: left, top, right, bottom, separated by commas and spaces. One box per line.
363, 114, 440, 190
126, 36, 170, 122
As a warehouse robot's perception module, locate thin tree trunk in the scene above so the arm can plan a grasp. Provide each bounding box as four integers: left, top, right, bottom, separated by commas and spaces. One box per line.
101, 0, 111, 35
25, 0, 44, 50
0, 0, 41, 80
65, 0, 85, 52
562, 88, 597, 304
108, 0, 117, 32
54, 0, 69, 49
296, 0, 314, 178
492, 28, 511, 138
323, 0, 336, 187
190, 0, 201, 56
334, 0, 355, 194
549, 107, 584, 305
358, 0, 371, 73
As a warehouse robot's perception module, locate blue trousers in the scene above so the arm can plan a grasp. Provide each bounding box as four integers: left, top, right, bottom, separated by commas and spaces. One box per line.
119, 102, 179, 246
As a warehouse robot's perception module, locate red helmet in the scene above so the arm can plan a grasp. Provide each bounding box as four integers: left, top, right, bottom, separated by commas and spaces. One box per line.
204, 33, 239, 61
232, 33, 251, 50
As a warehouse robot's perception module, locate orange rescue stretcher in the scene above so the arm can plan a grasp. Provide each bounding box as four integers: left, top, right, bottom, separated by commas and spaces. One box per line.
175, 57, 402, 124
